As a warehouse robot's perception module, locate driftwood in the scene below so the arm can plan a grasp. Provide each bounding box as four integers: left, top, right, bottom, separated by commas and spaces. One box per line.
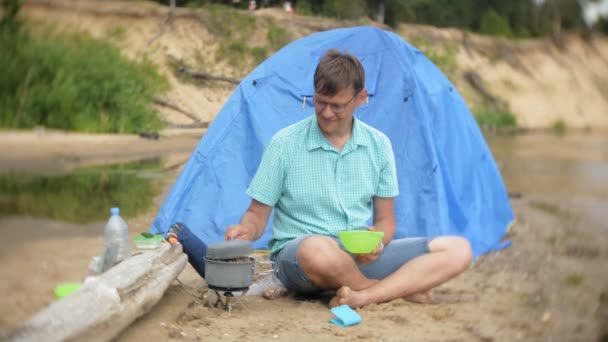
178, 65, 241, 85
163, 121, 210, 129
7, 243, 188, 342
154, 95, 202, 122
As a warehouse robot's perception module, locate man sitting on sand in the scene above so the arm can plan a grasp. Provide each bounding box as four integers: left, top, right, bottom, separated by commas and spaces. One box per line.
221, 49, 473, 308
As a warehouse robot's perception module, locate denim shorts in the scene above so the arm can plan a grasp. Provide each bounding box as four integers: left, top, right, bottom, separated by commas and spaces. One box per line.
270, 235, 431, 294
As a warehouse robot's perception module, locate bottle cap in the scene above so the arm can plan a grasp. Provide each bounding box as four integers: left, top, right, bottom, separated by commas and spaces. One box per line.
110, 207, 119, 215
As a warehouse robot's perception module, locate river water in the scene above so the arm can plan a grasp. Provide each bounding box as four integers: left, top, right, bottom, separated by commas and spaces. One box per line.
0, 133, 606, 247
486, 133, 608, 230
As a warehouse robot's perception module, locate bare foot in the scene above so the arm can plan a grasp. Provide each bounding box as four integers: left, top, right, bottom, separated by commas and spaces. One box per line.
328, 286, 369, 309
262, 286, 287, 300
404, 290, 434, 304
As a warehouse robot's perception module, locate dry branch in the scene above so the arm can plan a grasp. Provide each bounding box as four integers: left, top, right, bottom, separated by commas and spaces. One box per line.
146, 0, 175, 47
154, 95, 202, 122
463, 70, 505, 112
179, 65, 242, 85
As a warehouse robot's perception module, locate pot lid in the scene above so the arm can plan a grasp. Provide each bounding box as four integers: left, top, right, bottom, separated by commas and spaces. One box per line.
206, 240, 253, 259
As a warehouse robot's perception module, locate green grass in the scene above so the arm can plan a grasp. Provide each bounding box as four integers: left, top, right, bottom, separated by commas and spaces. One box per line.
199, 4, 256, 40
196, 5, 272, 68
216, 40, 249, 67
267, 23, 293, 51
250, 46, 269, 65
565, 273, 584, 286
0, 26, 167, 133
409, 37, 457, 76
551, 119, 567, 135
105, 25, 127, 42
474, 107, 517, 129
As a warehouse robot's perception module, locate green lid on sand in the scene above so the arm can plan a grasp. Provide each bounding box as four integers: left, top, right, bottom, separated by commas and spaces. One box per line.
134, 233, 164, 249
55, 282, 82, 299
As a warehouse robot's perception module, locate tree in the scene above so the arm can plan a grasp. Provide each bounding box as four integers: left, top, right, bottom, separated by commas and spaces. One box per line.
322, 0, 367, 19
594, 15, 608, 34
479, 9, 513, 37
538, 0, 587, 45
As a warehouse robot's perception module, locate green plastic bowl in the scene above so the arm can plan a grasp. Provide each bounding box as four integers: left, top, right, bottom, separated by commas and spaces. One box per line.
337, 230, 384, 254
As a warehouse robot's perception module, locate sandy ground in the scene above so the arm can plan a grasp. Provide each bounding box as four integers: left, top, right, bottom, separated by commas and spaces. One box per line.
117, 195, 608, 342
0, 133, 607, 341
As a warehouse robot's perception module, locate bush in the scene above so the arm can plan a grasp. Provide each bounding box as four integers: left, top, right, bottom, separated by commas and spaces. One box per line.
0, 28, 167, 133
474, 107, 517, 128
551, 119, 567, 135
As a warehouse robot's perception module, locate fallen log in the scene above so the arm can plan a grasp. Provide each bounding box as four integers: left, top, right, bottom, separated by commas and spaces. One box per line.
6, 243, 188, 342
163, 121, 210, 129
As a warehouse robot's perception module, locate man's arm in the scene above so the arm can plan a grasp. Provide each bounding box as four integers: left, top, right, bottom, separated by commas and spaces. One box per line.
225, 199, 272, 241
372, 196, 396, 246
355, 196, 396, 264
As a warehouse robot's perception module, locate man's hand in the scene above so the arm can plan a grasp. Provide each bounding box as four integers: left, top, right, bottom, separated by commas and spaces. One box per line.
355, 226, 384, 264
355, 242, 383, 264
225, 199, 272, 241
225, 224, 256, 241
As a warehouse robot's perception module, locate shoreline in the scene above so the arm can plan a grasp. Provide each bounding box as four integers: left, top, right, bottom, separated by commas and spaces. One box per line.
0, 128, 204, 172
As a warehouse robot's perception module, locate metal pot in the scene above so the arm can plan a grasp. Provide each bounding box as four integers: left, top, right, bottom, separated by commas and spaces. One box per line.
204, 256, 255, 291
204, 240, 256, 291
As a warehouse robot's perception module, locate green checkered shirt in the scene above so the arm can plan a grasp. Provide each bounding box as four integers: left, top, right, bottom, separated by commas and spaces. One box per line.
247, 115, 399, 253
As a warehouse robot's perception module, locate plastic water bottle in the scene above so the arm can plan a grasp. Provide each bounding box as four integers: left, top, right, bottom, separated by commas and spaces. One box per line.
105, 207, 131, 264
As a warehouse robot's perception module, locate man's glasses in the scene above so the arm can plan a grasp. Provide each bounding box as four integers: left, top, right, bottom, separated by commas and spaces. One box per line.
313, 93, 358, 114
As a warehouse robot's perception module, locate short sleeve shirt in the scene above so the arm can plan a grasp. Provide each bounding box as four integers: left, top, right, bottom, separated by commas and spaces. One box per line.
247, 115, 398, 253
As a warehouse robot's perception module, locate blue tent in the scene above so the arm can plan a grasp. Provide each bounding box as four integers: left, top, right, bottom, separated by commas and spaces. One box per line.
151, 26, 514, 258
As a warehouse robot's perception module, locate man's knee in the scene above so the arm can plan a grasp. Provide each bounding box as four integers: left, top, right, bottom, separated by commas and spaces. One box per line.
429, 236, 473, 274
296, 235, 346, 275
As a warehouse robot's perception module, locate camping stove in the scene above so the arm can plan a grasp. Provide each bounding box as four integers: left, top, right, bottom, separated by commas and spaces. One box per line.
204, 240, 254, 312
206, 288, 247, 313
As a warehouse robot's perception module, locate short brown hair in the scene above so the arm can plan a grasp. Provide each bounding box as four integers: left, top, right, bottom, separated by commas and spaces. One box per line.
313, 49, 365, 96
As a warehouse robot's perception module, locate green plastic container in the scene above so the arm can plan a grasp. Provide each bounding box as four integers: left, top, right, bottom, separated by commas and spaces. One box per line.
55, 282, 82, 300
134, 233, 164, 249
338, 231, 384, 254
